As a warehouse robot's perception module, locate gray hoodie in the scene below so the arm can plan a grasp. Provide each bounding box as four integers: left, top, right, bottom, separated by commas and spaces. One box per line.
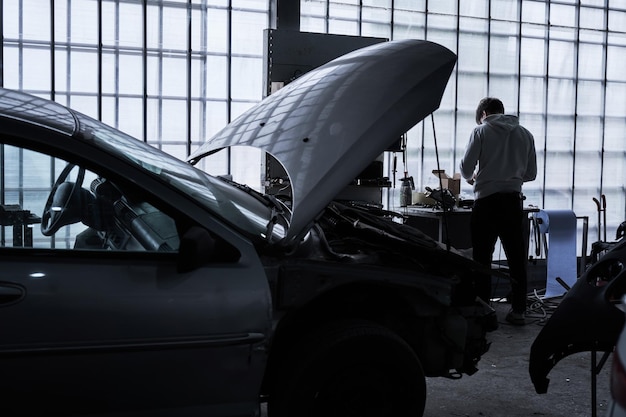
460, 114, 537, 200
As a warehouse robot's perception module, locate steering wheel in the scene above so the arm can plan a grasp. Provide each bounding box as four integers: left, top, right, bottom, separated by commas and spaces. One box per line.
41, 163, 86, 236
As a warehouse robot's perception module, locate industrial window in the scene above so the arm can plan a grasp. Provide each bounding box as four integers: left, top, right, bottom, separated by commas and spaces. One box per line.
2, 0, 268, 189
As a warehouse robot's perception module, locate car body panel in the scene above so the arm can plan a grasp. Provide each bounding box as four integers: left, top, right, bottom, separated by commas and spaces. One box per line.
188, 39, 457, 243
529, 238, 626, 394
1, 252, 268, 416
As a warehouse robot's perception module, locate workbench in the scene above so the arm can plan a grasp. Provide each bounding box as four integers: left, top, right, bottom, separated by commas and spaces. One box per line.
401, 206, 473, 249
400, 205, 539, 251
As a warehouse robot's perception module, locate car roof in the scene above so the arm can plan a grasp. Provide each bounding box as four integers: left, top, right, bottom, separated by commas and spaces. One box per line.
0, 89, 77, 136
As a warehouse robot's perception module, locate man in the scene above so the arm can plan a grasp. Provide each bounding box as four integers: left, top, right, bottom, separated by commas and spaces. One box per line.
460, 97, 537, 325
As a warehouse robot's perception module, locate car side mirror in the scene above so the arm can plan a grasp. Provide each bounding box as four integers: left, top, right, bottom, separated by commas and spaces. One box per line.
177, 226, 216, 273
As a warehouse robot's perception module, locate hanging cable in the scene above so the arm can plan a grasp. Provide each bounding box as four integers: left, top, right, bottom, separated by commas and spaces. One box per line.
431, 114, 451, 251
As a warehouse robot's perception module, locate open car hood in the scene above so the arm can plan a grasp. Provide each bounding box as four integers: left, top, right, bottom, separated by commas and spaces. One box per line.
188, 39, 457, 243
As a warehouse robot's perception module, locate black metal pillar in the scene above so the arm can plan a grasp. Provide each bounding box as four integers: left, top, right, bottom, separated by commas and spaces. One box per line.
269, 0, 300, 31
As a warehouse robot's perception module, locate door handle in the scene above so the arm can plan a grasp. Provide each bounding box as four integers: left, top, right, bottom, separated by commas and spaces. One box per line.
0, 283, 25, 306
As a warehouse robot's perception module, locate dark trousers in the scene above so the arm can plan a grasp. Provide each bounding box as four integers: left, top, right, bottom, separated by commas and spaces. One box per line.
471, 192, 528, 313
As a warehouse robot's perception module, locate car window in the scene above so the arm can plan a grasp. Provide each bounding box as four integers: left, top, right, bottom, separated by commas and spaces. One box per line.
77, 115, 288, 243
0, 145, 179, 252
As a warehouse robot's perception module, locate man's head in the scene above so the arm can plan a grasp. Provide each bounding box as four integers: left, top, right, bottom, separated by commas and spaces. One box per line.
475, 97, 505, 124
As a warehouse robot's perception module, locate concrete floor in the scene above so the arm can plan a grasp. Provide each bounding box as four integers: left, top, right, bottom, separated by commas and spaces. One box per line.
424, 299, 613, 417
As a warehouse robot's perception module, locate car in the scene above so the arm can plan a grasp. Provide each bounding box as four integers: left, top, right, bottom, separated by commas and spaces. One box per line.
0, 39, 497, 417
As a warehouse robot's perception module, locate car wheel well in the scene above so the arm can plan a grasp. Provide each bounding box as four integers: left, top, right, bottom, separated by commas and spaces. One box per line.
262, 283, 440, 396
266, 318, 427, 417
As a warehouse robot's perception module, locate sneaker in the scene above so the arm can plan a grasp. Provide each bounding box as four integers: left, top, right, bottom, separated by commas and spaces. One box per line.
505, 310, 526, 326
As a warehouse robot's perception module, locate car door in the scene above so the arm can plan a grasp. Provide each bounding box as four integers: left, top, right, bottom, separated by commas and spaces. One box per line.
0, 145, 271, 417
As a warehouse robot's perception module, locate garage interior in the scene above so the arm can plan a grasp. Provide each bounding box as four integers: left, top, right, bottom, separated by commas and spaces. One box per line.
2, 1, 626, 417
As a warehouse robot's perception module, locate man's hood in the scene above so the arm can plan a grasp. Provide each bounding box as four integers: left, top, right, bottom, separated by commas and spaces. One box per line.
188, 39, 457, 243
483, 114, 520, 132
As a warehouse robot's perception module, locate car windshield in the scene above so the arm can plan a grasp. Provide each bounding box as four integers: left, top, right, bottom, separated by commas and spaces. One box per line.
76, 113, 288, 242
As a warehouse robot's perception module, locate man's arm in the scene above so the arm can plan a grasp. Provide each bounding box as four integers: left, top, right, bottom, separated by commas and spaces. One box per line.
523, 136, 537, 182
460, 132, 480, 182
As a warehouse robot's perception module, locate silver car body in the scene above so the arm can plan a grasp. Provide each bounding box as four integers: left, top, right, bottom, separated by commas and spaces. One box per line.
0, 40, 495, 417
